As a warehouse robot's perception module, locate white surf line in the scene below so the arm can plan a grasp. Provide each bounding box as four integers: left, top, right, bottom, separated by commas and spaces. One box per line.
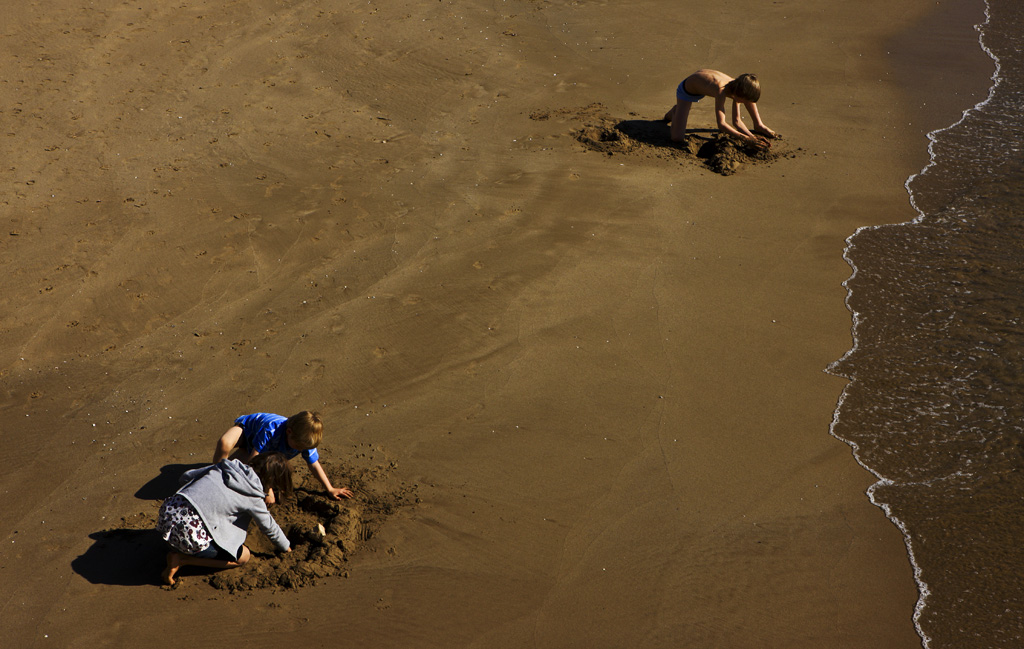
825, 2, 999, 647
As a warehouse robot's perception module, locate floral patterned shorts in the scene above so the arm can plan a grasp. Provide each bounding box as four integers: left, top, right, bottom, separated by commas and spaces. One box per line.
157, 494, 213, 556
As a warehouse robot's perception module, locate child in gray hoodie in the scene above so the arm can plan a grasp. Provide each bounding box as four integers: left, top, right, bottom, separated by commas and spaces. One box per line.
157, 454, 293, 585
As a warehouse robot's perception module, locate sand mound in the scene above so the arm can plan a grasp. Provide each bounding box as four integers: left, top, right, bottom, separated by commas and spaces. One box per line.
207, 458, 417, 593
537, 105, 799, 175
110, 452, 416, 593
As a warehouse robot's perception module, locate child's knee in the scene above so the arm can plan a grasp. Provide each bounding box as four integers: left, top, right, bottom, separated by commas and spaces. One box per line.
236, 546, 251, 565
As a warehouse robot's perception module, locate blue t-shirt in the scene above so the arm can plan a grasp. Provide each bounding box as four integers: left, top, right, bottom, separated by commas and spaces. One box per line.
234, 413, 319, 465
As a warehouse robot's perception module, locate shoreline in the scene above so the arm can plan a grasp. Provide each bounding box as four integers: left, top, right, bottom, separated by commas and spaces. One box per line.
832, 0, 997, 646
0, 0, 994, 647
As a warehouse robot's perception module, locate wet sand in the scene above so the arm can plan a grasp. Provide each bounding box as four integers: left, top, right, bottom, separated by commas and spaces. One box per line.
0, 0, 991, 646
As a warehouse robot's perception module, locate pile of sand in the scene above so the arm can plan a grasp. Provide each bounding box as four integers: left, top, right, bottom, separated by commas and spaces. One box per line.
534, 104, 799, 175
208, 459, 417, 593
107, 455, 416, 594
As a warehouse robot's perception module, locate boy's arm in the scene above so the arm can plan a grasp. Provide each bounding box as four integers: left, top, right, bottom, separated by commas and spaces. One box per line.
307, 460, 354, 500
744, 102, 776, 138
213, 421, 262, 463
730, 100, 757, 138
213, 425, 244, 463
715, 97, 760, 142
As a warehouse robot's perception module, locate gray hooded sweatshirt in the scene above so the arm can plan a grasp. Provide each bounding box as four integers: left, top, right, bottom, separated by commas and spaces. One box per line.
177, 459, 291, 556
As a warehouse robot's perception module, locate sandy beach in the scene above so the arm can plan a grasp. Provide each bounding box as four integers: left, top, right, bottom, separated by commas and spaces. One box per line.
0, 0, 992, 646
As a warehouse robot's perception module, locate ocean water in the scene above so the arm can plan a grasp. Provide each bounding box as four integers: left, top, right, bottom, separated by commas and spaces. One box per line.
828, 0, 1024, 647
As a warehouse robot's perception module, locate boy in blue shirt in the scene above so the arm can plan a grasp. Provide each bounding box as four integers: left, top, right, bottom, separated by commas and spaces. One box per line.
213, 410, 353, 500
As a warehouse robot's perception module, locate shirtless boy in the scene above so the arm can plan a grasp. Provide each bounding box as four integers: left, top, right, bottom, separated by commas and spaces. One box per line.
663, 69, 776, 147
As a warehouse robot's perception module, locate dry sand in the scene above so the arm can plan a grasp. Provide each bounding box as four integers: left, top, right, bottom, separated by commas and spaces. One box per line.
0, 0, 991, 646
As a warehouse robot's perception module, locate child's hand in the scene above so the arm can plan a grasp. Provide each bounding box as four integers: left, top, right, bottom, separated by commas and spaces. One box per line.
328, 486, 354, 500
747, 135, 771, 150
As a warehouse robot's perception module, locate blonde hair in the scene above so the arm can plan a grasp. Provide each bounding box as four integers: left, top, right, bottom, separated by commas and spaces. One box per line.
726, 73, 761, 102
285, 410, 323, 450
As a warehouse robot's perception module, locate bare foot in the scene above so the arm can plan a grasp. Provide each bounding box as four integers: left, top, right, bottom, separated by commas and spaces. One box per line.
162, 552, 182, 586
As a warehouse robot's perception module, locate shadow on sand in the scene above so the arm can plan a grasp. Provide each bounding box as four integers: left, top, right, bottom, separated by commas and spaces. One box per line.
134, 462, 206, 500
71, 463, 207, 586
614, 119, 718, 147
71, 528, 167, 586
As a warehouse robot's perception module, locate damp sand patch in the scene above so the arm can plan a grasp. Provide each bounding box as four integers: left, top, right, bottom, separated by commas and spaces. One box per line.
113, 450, 417, 593
532, 104, 800, 175
208, 457, 416, 593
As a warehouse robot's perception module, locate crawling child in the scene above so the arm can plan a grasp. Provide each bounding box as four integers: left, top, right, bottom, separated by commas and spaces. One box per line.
663, 69, 777, 147
214, 410, 353, 500
158, 453, 292, 585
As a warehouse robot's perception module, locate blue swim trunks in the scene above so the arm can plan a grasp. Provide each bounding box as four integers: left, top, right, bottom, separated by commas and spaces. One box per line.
676, 79, 703, 102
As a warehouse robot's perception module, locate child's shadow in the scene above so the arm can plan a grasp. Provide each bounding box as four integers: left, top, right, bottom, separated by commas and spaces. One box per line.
134, 462, 206, 500
71, 528, 167, 586
614, 119, 716, 148
71, 463, 205, 586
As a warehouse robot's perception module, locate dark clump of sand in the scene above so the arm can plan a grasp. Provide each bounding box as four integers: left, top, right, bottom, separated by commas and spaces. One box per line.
208, 492, 355, 593
536, 104, 799, 175
210, 459, 417, 593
